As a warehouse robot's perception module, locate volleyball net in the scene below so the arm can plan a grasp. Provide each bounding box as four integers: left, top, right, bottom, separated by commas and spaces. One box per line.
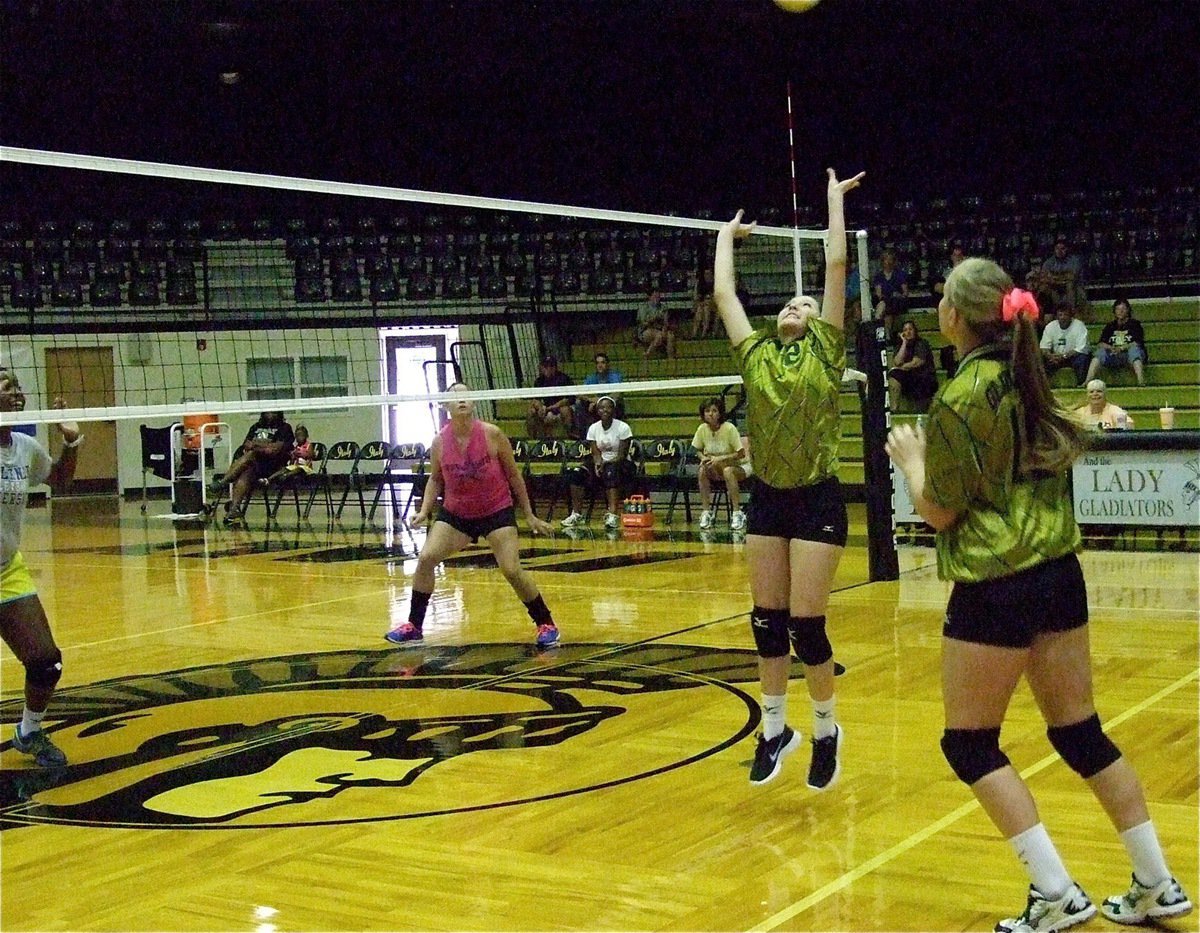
0, 147, 862, 422
0, 147, 896, 577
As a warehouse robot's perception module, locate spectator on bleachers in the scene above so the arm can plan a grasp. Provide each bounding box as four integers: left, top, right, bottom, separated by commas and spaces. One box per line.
1040, 306, 1091, 385
634, 288, 676, 358
691, 269, 720, 338
872, 249, 909, 344
1086, 297, 1147, 387
560, 396, 635, 531
887, 319, 939, 413
844, 254, 864, 336
691, 396, 751, 532
1074, 379, 1134, 430
574, 351, 624, 429
525, 355, 576, 438
1030, 234, 1086, 319
929, 242, 965, 299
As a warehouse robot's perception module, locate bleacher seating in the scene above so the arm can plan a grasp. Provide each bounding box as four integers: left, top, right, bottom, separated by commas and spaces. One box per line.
488, 292, 1197, 517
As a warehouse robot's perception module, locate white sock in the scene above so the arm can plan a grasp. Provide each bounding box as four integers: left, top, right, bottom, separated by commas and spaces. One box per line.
761, 693, 787, 740
1119, 821, 1171, 887
20, 707, 45, 737
812, 696, 837, 739
1009, 823, 1073, 899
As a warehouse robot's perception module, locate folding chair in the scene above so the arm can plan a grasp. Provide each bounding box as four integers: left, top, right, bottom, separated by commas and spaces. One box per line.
666, 441, 699, 525
369, 442, 428, 521
522, 438, 567, 520
310, 440, 359, 520
638, 436, 684, 503
559, 438, 603, 521
338, 440, 391, 521
266, 442, 329, 521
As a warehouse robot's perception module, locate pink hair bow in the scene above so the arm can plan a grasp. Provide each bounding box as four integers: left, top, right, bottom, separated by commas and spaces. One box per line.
1001, 288, 1039, 323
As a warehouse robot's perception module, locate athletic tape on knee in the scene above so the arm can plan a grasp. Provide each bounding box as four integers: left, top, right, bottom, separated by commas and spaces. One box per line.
941, 727, 1009, 785
750, 607, 790, 658
1047, 713, 1121, 778
788, 615, 833, 666
25, 649, 63, 689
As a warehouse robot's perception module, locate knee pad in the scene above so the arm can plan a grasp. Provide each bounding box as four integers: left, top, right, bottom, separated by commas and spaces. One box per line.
750, 607, 790, 658
25, 649, 63, 690
941, 727, 1009, 785
788, 616, 832, 666
1047, 713, 1121, 778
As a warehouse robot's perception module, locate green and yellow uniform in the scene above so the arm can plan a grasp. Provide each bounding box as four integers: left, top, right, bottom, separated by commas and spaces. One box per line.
924, 344, 1081, 582
732, 317, 844, 488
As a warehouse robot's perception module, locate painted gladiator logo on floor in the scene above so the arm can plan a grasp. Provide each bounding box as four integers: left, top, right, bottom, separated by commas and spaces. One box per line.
0, 644, 764, 829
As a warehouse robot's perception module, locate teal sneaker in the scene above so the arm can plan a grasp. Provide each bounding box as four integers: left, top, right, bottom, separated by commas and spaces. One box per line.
12, 727, 68, 768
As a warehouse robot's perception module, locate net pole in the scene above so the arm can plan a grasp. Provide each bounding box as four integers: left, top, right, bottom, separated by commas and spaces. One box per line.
786, 81, 804, 294
855, 231, 900, 581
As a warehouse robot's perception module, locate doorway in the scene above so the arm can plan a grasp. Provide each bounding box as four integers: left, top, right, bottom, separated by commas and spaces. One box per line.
382, 328, 459, 445
44, 346, 118, 495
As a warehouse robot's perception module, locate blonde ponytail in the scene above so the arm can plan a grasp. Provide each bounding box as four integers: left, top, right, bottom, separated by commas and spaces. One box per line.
945, 258, 1086, 474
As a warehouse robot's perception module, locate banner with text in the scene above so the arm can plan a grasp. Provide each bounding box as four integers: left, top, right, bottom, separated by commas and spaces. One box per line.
1073, 449, 1200, 527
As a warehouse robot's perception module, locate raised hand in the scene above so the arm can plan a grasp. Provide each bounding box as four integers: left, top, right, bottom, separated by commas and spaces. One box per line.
827, 168, 866, 200
718, 210, 757, 241
52, 396, 80, 443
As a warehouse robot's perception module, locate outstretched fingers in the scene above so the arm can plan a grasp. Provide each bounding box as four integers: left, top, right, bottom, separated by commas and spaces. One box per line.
828, 168, 866, 195
721, 210, 757, 239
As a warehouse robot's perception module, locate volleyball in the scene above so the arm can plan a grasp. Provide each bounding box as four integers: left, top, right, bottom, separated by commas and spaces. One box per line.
773, 0, 821, 11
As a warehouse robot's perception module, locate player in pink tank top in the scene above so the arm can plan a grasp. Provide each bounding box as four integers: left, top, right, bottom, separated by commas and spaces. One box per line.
384, 383, 561, 649
437, 416, 513, 518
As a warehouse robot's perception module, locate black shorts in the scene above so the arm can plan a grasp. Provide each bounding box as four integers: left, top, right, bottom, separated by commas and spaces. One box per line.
568, 460, 636, 491
888, 367, 937, 402
944, 552, 1088, 649
746, 476, 848, 546
436, 505, 517, 542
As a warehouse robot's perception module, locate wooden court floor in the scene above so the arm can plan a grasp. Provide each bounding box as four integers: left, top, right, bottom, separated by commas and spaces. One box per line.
2, 498, 1196, 933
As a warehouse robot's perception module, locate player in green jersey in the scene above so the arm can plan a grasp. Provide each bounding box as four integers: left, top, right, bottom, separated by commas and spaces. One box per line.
886, 258, 1191, 933
714, 167, 863, 791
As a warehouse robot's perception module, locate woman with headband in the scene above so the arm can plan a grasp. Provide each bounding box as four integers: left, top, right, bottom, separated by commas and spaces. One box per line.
713, 167, 864, 792
886, 260, 1190, 932
560, 395, 634, 531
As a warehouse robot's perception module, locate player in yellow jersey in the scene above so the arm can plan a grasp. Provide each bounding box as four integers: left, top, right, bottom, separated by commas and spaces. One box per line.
0, 370, 80, 769
886, 259, 1191, 933
714, 167, 863, 790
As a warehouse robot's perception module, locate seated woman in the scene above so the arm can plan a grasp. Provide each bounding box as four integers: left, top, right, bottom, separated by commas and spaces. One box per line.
634, 289, 676, 359
212, 411, 294, 524
1086, 297, 1147, 387
691, 270, 721, 339
560, 396, 635, 531
691, 396, 752, 532
887, 319, 939, 413
1074, 379, 1134, 430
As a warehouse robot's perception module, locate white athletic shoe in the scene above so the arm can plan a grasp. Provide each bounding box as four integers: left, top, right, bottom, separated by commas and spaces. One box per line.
698, 509, 715, 530
603, 511, 620, 530
560, 512, 584, 528
1101, 874, 1192, 924
995, 883, 1096, 933
730, 509, 747, 533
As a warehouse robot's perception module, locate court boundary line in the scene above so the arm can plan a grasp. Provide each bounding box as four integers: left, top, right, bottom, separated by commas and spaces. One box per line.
746, 665, 1200, 933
